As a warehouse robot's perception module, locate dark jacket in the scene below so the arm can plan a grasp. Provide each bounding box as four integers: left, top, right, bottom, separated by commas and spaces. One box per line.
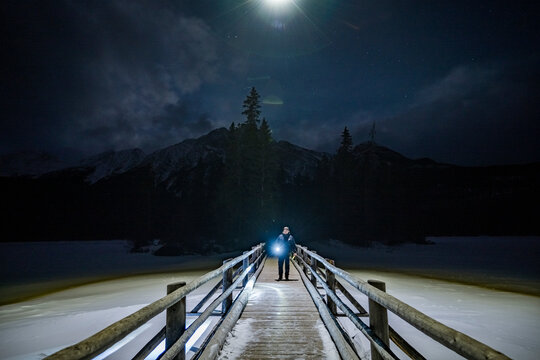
276, 233, 297, 255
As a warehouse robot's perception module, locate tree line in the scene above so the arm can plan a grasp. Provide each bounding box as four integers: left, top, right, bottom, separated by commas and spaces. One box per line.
3, 86, 537, 251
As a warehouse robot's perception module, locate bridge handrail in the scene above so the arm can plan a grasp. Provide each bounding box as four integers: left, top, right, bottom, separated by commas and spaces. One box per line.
294, 253, 398, 360
296, 245, 511, 360
46, 243, 265, 360
160, 262, 255, 359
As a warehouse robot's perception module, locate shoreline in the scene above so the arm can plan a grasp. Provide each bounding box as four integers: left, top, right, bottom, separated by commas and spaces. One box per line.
2, 261, 538, 307
341, 264, 540, 297
1, 236, 538, 305
0, 261, 219, 306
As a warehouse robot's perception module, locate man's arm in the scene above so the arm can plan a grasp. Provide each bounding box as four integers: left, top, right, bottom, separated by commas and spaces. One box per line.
290, 236, 297, 254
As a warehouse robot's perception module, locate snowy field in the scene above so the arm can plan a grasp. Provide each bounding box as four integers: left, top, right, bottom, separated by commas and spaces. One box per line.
338, 270, 540, 359
0, 237, 539, 359
312, 236, 540, 296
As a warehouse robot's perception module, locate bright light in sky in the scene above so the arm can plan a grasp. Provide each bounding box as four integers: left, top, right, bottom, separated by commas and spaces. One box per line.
264, 0, 292, 9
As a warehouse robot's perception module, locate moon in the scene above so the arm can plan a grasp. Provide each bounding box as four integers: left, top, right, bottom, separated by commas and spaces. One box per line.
264, 0, 292, 8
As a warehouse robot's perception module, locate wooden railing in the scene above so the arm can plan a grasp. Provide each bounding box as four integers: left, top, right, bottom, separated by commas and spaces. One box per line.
294, 245, 511, 360
45, 243, 266, 360
43, 242, 512, 360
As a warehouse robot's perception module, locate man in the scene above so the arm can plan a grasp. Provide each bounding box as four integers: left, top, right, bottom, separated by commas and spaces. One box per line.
275, 226, 297, 281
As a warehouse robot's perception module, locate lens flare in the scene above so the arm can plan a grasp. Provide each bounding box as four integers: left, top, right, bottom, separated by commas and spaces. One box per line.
213, 0, 332, 57
265, 0, 291, 7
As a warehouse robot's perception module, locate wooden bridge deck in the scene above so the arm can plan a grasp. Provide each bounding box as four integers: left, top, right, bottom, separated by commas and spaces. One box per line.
217, 257, 340, 360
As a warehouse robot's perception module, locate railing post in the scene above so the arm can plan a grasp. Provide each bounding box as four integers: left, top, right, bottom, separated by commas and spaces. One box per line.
368, 280, 389, 360
251, 246, 257, 272
326, 258, 337, 315
222, 259, 233, 314
310, 251, 318, 287
303, 247, 309, 275
166, 282, 186, 360
242, 251, 249, 287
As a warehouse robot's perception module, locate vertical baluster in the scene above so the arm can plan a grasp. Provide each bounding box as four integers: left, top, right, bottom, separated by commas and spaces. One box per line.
242, 251, 249, 287
251, 246, 257, 272
310, 251, 318, 287
166, 282, 186, 360
326, 259, 337, 315
222, 259, 233, 313
368, 280, 389, 360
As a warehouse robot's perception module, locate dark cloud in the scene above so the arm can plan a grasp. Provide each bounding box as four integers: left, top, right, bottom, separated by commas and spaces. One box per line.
367, 60, 540, 165
1, 0, 238, 157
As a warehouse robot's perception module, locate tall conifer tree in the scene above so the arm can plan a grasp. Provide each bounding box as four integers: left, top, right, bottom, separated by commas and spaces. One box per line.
219, 88, 279, 245
334, 126, 357, 242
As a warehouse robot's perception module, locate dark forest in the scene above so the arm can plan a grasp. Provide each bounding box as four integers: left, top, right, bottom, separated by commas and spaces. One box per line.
1, 88, 539, 253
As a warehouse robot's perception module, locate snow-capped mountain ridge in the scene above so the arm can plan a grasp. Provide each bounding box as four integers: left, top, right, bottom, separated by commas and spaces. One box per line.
274, 140, 327, 180
143, 128, 228, 182
79, 148, 146, 184
1, 128, 449, 184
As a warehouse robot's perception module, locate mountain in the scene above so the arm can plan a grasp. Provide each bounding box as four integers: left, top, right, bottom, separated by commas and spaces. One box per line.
274, 140, 326, 180
140, 128, 328, 186
143, 128, 229, 184
79, 148, 146, 184
1, 128, 538, 246
5, 128, 327, 186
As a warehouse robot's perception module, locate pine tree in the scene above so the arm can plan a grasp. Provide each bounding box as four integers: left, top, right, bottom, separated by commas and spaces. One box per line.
241, 87, 261, 127
218, 88, 279, 245
240, 90, 262, 215
333, 126, 358, 242
338, 126, 353, 155
369, 121, 376, 144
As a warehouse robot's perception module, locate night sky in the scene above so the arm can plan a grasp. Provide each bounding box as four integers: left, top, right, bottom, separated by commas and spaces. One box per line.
2, 0, 539, 165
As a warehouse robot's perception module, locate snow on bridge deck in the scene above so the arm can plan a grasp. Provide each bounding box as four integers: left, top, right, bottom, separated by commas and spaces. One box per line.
217, 258, 340, 360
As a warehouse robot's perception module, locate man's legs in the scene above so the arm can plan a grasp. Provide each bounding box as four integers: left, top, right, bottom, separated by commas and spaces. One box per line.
278, 256, 284, 280
284, 255, 290, 280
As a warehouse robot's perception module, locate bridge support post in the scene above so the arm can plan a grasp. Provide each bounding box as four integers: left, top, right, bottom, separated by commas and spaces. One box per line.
166, 281, 186, 360
242, 251, 249, 287
368, 280, 389, 360
222, 259, 233, 314
326, 259, 337, 315
310, 251, 318, 287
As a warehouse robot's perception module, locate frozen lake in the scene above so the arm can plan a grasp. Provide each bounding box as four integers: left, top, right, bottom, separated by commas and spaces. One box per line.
0, 237, 539, 359
339, 270, 540, 359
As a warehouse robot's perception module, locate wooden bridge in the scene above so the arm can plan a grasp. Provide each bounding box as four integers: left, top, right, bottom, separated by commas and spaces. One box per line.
46, 243, 511, 360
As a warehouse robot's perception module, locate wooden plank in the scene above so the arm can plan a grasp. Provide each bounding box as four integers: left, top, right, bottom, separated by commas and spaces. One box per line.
197, 255, 267, 360
217, 258, 341, 359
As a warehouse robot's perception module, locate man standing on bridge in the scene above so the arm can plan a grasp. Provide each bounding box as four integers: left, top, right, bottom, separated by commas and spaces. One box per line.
275, 226, 297, 281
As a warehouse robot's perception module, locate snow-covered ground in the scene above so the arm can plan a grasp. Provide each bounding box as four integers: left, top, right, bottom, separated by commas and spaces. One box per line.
338, 270, 540, 359
312, 236, 540, 296
0, 272, 223, 359
0, 237, 538, 359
